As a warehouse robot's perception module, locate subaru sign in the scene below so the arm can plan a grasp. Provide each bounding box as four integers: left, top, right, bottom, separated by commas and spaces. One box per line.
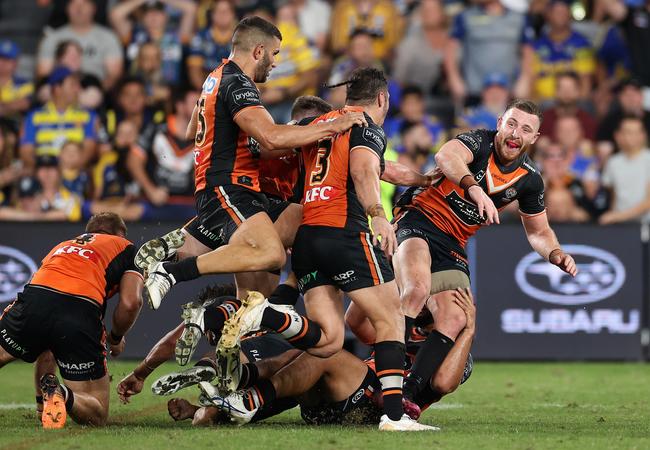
472, 224, 643, 360
0, 246, 37, 303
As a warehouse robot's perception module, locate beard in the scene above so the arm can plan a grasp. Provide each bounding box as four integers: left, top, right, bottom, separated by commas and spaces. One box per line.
253, 51, 273, 83
495, 132, 528, 164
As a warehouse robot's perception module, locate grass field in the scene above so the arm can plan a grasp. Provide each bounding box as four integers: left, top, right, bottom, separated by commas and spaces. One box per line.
1, 361, 649, 450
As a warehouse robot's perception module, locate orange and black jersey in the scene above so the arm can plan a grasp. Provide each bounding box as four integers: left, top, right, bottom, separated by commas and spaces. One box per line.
401, 129, 545, 247
29, 233, 141, 308
194, 59, 265, 193
259, 154, 301, 201
300, 107, 387, 231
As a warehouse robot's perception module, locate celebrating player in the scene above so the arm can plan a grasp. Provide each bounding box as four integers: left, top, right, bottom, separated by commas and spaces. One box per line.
137, 16, 366, 309
0, 212, 143, 428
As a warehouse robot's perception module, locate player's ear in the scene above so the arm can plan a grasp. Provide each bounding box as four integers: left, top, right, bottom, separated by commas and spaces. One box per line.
253, 44, 264, 61
531, 132, 540, 145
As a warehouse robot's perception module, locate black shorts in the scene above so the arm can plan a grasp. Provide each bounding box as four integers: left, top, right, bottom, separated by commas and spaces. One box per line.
0, 286, 107, 381
241, 332, 294, 363
292, 225, 394, 293
265, 193, 291, 223
300, 367, 381, 425
184, 185, 269, 250
394, 208, 470, 276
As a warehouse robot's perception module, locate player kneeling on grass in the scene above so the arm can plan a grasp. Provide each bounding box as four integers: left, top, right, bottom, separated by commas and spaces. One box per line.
0, 213, 143, 428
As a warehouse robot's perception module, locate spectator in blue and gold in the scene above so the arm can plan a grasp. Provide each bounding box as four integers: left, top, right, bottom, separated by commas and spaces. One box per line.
457, 72, 511, 132
529, 0, 595, 103
19, 66, 97, 173
0, 40, 33, 126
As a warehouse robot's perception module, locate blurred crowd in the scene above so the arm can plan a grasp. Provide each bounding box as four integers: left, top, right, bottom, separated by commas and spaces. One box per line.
0, 0, 649, 224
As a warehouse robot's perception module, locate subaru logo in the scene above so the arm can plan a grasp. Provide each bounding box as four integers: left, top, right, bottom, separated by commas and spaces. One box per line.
0, 246, 37, 303
514, 245, 625, 305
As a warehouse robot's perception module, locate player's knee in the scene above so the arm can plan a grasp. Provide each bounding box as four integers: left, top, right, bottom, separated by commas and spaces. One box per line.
310, 331, 344, 358
400, 283, 429, 317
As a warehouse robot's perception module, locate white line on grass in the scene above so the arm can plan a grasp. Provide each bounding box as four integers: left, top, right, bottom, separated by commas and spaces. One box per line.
0, 403, 34, 410
427, 403, 464, 410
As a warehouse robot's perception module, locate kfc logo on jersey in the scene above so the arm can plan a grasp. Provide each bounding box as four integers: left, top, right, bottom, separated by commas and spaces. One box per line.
53, 245, 96, 261
304, 186, 334, 203
515, 245, 625, 305
0, 246, 37, 303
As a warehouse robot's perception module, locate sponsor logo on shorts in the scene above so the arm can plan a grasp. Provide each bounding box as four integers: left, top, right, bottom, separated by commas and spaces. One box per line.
56, 359, 96, 372
333, 270, 357, 284
0, 246, 37, 303
298, 271, 318, 291
0, 328, 28, 356
351, 388, 365, 404
397, 228, 412, 238
515, 245, 625, 305
196, 224, 221, 243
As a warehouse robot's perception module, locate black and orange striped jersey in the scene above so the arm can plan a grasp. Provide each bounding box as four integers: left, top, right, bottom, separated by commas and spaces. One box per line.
403, 129, 545, 247
259, 154, 301, 201
29, 233, 141, 307
194, 59, 265, 193
300, 107, 387, 231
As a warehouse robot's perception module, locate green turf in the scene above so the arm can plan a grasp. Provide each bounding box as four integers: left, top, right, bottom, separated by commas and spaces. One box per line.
0, 361, 649, 449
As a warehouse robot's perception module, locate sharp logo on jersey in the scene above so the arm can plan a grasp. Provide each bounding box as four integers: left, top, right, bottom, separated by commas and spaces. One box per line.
362, 128, 384, 149
202, 76, 218, 94
445, 191, 486, 226
53, 245, 95, 260
0, 246, 37, 303
56, 360, 96, 371
304, 186, 333, 203
232, 88, 260, 106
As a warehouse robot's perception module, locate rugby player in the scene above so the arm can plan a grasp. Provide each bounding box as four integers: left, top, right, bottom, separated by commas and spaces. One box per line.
137, 16, 367, 309
0, 212, 143, 428
214, 68, 435, 431
349, 99, 577, 404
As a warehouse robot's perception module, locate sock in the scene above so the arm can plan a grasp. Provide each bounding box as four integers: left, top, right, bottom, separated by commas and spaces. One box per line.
237, 363, 259, 389
242, 378, 276, 411
61, 385, 75, 412
268, 284, 300, 306
250, 397, 299, 423
36, 395, 43, 406
194, 358, 216, 370
204, 299, 242, 334
261, 307, 322, 350
404, 316, 415, 343
403, 330, 454, 400
163, 257, 200, 282
374, 340, 406, 421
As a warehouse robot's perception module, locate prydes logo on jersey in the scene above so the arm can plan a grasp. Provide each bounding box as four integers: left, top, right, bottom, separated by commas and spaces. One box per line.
232, 88, 260, 106
202, 76, 218, 94
0, 246, 37, 303
515, 245, 625, 305
362, 128, 384, 149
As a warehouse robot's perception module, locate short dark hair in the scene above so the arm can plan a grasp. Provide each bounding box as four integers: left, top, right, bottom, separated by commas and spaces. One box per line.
555, 70, 580, 85
291, 95, 332, 120
232, 16, 282, 51
55, 40, 82, 61
401, 85, 424, 100
116, 75, 145, 94
345, 67, 388, 106
195, 283, 237, 305
505, 99, 543, 124
617, 114, 645, 131
86, 212, 127, 237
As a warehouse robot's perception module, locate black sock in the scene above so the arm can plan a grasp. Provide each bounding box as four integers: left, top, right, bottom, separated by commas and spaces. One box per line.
163, 257, 200, 282
250, 397, 299, 423
194, 358, 216, 370
238, 363, 259, 389
36, 395, 43, 406
268, 284, 300, 306
374, 340, 405, 421
261, 307, 322, 350
403, 330, 454, 400
61, 385, 75, 412
204, 299, 242, 334
404, 316, 415, 343
243, 378, 276, 411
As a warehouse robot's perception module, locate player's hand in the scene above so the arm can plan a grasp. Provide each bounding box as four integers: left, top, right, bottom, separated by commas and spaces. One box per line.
452, 287, 476, 333
371, 216, 397, 258
467, 185, 500, 225
148, 187, 169, 206
329, 112, 368, 134
549, 249, 578, 277
109, 336, 126, 357
117, 372, 145, 404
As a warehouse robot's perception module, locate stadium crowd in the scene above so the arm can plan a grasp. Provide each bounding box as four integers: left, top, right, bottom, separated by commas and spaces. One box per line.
0, 0, 649, 224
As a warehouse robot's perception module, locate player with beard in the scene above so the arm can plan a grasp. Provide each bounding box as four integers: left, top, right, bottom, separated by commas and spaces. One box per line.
347, 99, 578, 404
136, 16, 367, 310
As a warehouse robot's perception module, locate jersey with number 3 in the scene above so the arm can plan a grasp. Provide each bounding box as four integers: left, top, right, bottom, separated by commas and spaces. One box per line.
300, 107, 387, 232
194, 59, 265, 193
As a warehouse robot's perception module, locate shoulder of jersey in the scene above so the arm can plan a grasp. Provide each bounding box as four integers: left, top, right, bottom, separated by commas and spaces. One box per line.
521, 153, 541, 175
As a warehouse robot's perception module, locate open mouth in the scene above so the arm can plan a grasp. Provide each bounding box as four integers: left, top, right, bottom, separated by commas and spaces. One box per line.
506, 139, 521, 150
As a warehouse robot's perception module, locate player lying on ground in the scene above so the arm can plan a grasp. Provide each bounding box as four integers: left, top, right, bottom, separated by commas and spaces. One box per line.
0, 213, 143, 428
346, 99, 578, 405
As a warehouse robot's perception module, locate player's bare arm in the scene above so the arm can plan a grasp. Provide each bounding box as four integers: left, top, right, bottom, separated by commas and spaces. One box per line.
234, 106, 367, 151
521, 211, 577, 276
432, 288, 475, 394
381, 161, 433, 187
186, 104, 199, 141
108, 272, 144, 357
350, 147, 397, 257
435, 140, 499, 225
